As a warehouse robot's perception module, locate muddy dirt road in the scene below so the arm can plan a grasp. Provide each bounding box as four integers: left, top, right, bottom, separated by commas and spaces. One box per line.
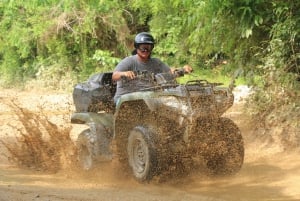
0, 89, 300, 201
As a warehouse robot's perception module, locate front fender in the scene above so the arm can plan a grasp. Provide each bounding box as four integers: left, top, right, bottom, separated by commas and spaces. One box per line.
115, 91, 154, 111
71, 112, 114, 128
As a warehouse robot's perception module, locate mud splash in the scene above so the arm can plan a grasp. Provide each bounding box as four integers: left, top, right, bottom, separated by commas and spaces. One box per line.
0, 89, 300, 201
1, 99, 76, 172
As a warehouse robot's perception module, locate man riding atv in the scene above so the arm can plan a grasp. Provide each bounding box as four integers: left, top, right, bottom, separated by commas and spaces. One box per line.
71, 32, 244, 182
112, 32, 192, 103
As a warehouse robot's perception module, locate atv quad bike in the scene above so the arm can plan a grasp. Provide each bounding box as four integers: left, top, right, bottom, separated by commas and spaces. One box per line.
71, 71, 244, 181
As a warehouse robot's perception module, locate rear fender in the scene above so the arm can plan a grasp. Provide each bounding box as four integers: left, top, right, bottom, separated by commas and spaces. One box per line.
71, 112, 114, 130
72, 112, 114, 158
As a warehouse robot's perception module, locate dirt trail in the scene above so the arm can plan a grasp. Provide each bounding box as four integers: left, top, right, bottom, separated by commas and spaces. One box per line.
0, 89, 300, 201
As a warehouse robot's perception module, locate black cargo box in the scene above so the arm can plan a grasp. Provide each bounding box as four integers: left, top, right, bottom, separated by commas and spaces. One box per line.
73, 72, 116, 112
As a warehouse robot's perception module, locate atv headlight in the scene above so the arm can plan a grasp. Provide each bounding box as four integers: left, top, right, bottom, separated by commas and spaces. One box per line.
214, 89, 228, 103
159, 96, 189, 115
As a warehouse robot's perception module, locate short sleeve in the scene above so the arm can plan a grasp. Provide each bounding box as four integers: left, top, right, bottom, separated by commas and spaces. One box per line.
114, 56, 135, 72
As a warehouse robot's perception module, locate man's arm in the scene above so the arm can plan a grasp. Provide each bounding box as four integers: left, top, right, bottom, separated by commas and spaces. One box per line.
112, 71, 136, 81
182, 65, 193, 73
170, 65, 193, 77
112, 56, 136, 81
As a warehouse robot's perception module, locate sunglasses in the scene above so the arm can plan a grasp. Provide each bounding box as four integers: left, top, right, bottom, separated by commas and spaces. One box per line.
138, 46, 152, 52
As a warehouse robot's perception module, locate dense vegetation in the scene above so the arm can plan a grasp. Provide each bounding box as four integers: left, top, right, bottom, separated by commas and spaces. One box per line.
0, 0, 299, 149
0, 1, 299, 102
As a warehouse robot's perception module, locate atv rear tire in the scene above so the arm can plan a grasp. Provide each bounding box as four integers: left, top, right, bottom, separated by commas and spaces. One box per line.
77, 129, 96, 170
127, 126, 157, 182
206, 117, 244, 175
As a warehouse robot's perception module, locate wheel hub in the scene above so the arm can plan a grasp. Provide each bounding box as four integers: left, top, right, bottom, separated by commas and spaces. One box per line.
133, 140, 146, 173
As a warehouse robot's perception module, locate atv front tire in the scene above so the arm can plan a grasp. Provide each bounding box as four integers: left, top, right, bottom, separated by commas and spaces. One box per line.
206, 117, 244, 175
127, 126, 157, 182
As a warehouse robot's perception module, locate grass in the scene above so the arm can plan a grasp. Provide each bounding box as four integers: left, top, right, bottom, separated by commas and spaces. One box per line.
177, 67, 247, 87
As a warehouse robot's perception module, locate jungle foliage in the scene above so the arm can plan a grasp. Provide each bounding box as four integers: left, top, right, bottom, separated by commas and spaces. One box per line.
0, 0, 299, 103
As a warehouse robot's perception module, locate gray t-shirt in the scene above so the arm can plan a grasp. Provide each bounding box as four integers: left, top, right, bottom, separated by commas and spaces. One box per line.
114, 55, 170, 101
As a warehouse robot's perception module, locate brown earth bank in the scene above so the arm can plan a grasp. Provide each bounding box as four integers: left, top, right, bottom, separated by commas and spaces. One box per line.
0, 88, 300, 201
